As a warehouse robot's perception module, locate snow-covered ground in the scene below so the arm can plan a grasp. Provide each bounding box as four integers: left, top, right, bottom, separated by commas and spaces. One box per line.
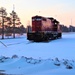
0, 33, 75, 75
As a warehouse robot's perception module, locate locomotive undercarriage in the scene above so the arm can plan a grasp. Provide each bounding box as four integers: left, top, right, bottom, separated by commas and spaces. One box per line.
27, 32, 62, 42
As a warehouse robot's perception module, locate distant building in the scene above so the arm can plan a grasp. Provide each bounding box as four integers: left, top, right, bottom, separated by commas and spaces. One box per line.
60, 24, 69, 32
60, 24, 75, 32
69, 25, 75, 32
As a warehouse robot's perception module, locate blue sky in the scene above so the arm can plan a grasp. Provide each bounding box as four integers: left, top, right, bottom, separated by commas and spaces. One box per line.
0, 0, 75, 27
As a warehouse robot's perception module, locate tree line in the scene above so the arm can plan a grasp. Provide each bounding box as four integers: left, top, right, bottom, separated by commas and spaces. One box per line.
0, 7, 26, 39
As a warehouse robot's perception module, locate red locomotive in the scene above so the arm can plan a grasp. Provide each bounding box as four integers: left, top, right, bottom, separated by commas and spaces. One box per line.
27, 15, 62, 42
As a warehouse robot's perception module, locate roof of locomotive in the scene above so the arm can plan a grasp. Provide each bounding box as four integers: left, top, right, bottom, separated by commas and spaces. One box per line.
32, 15, 59, 23
32, 15, 44, 19
32, 15, 54, 20
53, 19, 59, 23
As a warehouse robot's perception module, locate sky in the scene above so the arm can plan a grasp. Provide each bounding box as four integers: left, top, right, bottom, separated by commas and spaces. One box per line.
0, 0, 75, 27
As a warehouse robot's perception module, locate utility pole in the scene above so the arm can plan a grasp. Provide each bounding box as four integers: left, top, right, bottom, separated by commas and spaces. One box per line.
11, 5, 16, 38
10, 5, 20, 38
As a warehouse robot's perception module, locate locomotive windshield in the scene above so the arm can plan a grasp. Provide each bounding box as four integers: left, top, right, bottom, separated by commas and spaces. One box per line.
32, 18, 41, 21
32, 16, 42, 21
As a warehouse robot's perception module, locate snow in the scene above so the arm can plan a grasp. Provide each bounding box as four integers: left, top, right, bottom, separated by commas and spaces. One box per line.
0, 32, 75, 75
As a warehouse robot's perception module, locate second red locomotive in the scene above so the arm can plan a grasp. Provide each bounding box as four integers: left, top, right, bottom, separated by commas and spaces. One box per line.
27, 15, 62, 42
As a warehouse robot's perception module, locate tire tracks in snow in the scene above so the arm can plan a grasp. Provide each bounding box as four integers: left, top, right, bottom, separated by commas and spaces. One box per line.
0, 41, 27, 47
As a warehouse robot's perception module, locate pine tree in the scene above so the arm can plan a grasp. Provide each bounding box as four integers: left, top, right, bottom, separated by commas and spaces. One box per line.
0, 7, 7, 39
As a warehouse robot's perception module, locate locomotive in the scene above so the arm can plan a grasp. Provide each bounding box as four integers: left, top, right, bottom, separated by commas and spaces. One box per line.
27, 15, 62, 42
